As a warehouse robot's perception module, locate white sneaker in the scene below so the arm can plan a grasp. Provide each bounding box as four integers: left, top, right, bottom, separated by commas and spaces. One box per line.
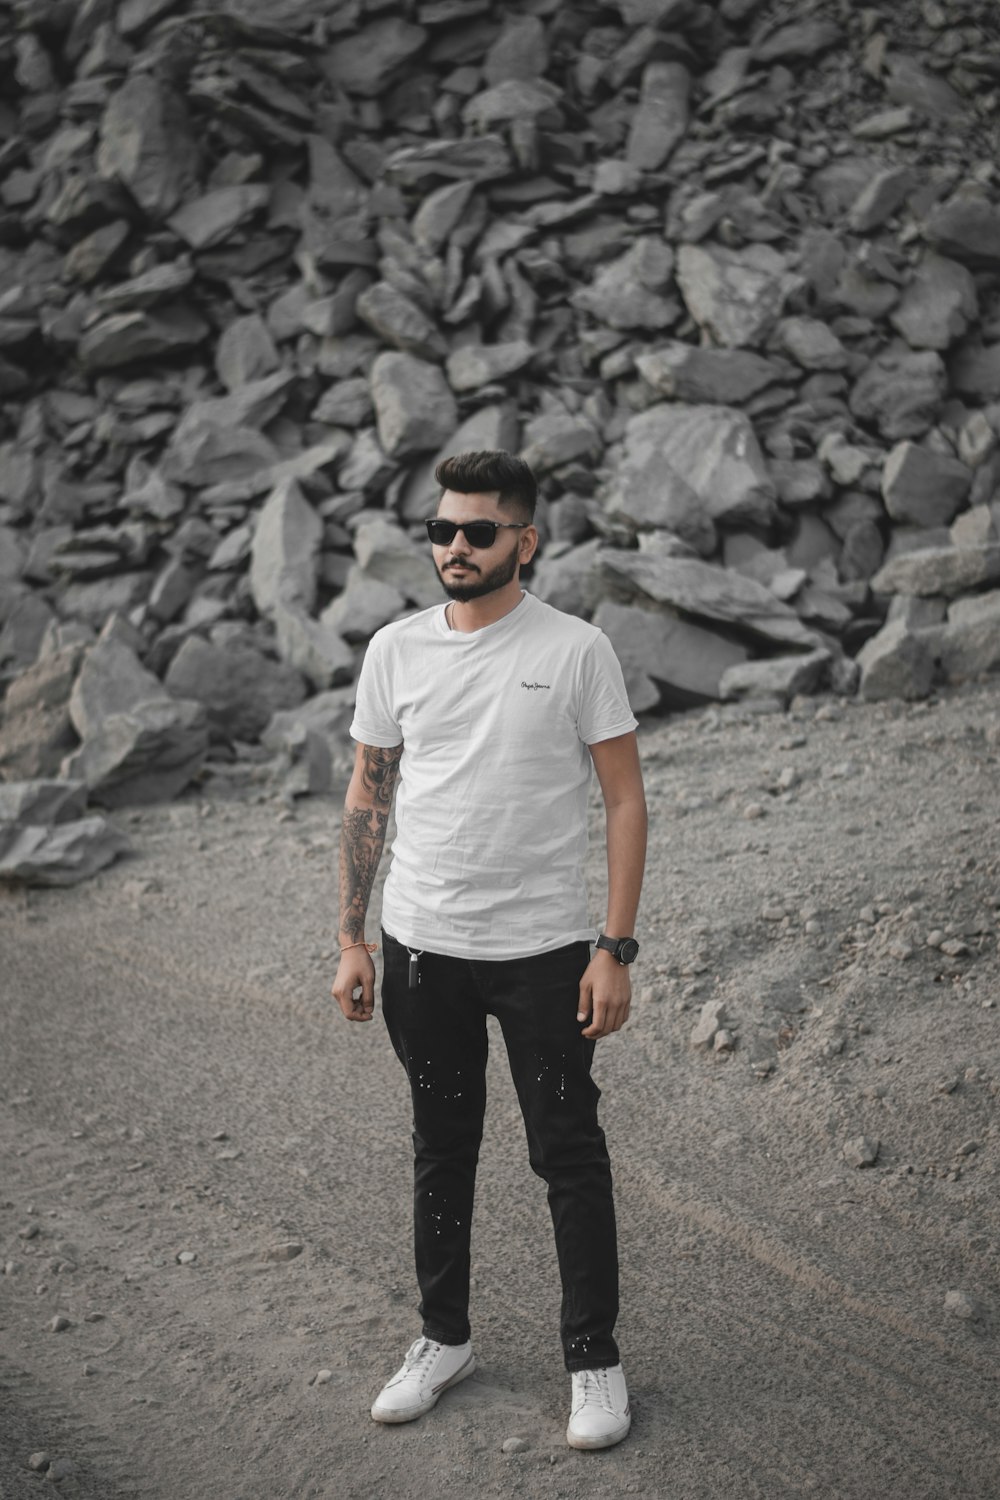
566, 1364, 631, 1450
370, 1336, 475, 1424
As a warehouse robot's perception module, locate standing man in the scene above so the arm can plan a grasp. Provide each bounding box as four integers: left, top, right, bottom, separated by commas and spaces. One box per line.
331, 451, 646, 1450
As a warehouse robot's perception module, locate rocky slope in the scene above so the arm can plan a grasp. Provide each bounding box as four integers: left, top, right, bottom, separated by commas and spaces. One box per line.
1, 0, 999, 876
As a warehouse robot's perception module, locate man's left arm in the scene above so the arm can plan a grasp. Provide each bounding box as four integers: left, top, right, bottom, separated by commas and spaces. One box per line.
578, 731, 648, 1040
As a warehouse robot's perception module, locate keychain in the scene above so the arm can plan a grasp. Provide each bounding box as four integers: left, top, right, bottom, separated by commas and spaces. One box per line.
407, 948, 423, 990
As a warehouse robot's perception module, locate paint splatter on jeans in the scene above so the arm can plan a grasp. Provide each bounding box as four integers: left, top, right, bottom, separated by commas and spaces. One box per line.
381, 928, 620, 1372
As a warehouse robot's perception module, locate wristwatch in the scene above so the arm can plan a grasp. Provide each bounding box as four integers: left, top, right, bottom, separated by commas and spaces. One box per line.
596, 933, 640, 965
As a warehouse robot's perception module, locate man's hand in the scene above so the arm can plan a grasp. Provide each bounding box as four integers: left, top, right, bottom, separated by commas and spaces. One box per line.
331, 947, 376, 1022
577, 952, 631, 1039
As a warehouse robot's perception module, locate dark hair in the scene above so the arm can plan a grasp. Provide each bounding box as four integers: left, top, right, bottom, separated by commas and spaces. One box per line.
434, 450, 537, 521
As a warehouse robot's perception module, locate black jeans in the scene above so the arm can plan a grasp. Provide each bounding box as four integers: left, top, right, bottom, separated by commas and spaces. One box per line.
380, 927, 620, 1372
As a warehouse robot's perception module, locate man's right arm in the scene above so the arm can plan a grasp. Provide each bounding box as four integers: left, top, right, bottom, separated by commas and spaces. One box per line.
331, 741, 403, 1022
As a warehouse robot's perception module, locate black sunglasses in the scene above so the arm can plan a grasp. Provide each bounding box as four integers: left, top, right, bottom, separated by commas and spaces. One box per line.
424, 518, 529, 549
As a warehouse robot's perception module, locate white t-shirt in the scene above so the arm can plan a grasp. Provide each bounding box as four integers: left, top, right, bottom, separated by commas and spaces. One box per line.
349, 590, 638, 960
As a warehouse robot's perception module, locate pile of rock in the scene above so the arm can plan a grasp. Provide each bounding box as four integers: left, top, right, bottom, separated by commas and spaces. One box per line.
1, 0, 999, 875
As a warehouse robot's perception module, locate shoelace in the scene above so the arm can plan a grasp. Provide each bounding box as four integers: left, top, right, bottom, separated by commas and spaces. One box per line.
575, 1367, 613, 1411
404, 1337, 440, 1373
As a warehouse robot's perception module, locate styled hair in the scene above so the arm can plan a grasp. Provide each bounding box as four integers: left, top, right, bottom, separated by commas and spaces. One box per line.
434, 450, 537, 521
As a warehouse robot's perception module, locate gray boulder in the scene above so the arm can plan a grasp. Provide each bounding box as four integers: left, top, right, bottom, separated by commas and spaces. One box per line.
94, 261, 196, 313
600, 547, 819, 649
313, 378, 372, 429
149, 557, 201, 625
272, 604, 355, 692
636, 345, 785, 405
353, 518, 441, 608
385, 136, 513, 189
463, 78, 563, 132
529, 540, 606, 619
608, 404, 776, 536
356, 281, 447, 360
856, 620, 934, 701
871, 545, 1000, 598
321, 568, 406, 643
215, 314, 281, 391
923, 193, 1000, 267
0, 525, 25, 582
412, 180, 475, 253
724, 539, 807, 600
62, 698, 209, 807
0, 592, 56, 673
55, 574, 155, 631
0, 644, 85, 781
951, 505, 998, 549
719, 650, 832, 705
603, 422, 714, 555
398, 404, 520, 521
775, 317, 849, 371
881, 442, 973, 528
839, 521, 885, 583
887, 596, 948, 630
0, 779, 87, 826
889, 254, 978, 351
170, 372, 295, 451
167, 185, 271, 250
483, 13, 548, 84
63, 220, 130, 285
275, 724, 333, 801
164, 634, 308, 741
250, 479, 323, 619
323, 17, 427, 97
849, 346, 947, 440
520, 411, 602, 474
675, 243, 799, 349
338, 429, 396, 496
754, 18, 841, 62
951, 343, 1000, 402
931, 591, 1000, 681
595, 599, 748, 710
0, 816, 131, 886
78, 307, 210, 371
96, 75, 199, 220
371, 352, 458, 459
69, 636, 167, 739
163, 426, 281, 490
573, 239, 679, 332
626, 62, 690, 171
771, 459, 831, 508
262, 688, 358, 778
446, 341, 534, 393
847, 168, 915, 234
198, 436, 350, 507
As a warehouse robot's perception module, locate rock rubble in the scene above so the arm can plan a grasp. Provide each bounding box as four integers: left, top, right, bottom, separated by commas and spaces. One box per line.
1, 0, 999, 876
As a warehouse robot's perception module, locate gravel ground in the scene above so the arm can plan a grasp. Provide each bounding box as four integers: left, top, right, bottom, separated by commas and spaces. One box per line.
2, 680, 1000, 1500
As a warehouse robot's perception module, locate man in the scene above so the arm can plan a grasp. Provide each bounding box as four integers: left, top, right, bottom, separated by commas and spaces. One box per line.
331, 450, 647, 1450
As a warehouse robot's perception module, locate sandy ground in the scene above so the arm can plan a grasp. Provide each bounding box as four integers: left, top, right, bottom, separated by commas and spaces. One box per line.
2, 681, 1000, 1500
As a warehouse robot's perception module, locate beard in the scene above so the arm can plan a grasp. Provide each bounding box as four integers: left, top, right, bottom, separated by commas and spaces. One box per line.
435, 545, 520, 602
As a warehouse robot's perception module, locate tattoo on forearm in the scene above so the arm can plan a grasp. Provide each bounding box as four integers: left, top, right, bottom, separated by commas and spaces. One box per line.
339, 746, 402, 941
360, 743, 403, 808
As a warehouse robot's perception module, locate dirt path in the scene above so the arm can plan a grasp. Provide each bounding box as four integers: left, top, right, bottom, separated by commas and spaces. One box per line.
2, 682, 999, 1500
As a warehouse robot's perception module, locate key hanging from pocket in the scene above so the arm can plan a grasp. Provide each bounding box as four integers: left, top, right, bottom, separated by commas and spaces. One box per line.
407, 948, 424, 990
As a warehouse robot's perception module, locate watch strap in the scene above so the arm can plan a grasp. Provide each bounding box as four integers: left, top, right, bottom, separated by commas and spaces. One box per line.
596, 933, 639, 964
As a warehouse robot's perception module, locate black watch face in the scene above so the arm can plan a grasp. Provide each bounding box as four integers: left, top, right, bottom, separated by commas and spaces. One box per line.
619, 938, 639, 964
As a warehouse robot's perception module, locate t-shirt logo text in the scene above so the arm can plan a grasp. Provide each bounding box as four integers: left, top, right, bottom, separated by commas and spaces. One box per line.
521, 680, 551, 690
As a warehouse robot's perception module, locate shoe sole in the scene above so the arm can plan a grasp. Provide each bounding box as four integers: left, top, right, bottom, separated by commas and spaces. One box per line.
566, 1413, 631, 1450
370, 1353, 476, 1424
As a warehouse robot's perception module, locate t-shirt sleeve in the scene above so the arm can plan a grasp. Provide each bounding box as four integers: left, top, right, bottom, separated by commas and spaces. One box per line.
349, 634, 403, 747
576, 629, 639, 745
